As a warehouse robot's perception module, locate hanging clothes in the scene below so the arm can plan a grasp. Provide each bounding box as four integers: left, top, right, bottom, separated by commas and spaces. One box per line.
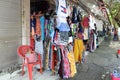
36, 18, 41, 35
82, 16, 89, 28
78, 22, 84, 33
48, 42, 53, 70
67, 4, 71, 17
45, 41, 51, 70
72, 6, 78, 23
67, 47, 77, 77
74, 39, 85, 63
59, 45, 71, 79
56, 0, 70, 31
89, 15, 96, 30
30, 36, 35, 50
40, 16, 45, 41
89, 29, 95, 52
31, 27, 35, 37
30, 17, 36, 34
34, 35, 44, 55
51, 45, 58, 73
55, 46, 61, 73
77, 10, 82, 22
71, 24, 77, 36
83, 28, 89, 40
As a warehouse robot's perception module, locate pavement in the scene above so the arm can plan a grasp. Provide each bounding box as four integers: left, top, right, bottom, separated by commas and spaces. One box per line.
1, 36, 120, 80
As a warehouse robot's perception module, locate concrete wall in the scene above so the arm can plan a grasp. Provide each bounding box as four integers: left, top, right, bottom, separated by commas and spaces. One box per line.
0, 0, 22, 69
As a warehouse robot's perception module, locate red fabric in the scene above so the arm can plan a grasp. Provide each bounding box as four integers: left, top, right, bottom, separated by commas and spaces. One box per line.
111, 74, 120, 80
52, 45, 57, 70
82, 17, 89, 28
36, 18, 41, 35
60, 46, 71, 78
30, 37, 35, 50
54, 31, 58, 41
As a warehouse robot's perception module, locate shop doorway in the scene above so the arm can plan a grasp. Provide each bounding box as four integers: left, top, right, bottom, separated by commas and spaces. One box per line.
30, 0, 51, 50
22, 0, 55, 45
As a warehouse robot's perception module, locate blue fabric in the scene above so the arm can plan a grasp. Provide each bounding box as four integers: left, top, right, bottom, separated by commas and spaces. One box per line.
56, 0, 59, 13
78, 23, 84, 33
40, 16, 45, 41
30, 18, 36, 33
57, 22, 70, 31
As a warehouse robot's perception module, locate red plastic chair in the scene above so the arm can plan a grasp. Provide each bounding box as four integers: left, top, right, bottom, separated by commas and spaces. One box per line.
17, 45, 42, 80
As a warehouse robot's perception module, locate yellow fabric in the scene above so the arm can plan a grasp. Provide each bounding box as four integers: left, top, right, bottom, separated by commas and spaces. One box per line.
67, 51, 77, 77
73, 39, 85, 62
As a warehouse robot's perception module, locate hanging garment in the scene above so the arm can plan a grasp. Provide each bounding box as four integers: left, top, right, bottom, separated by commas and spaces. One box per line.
71, 24, 77, 36
94, 33, 97, 50
30, 18, 36, 34
45, 41, 50, 70
74, 39, 85, 63
59, 46, 71, 79
31, 27, 35, 36
62, 47, 71, 78
57, 22, 70, 31
77, 11, 82, 22
54, 31, 69, 45
67, 4, 71, 17
54, 31, 59, 44
57, 0, 67, 18
78, 22, 84, 33
58, 49, 64, 79
51, 46, 58, 73
56, 0, 70, 31
59, 31, 69, 42
72, 6, 78, 23
44, 20, 48, 37
55, 0, 59, 13
30, 37, 35, 50
66, 16, 72, 36
83, 28, 89, 40
34, 37, 44, 55
89, 30, 94, 52
89, 15, 96, 30
67, 50, 77, 77
40, 16, 45, 41
82, 16, 89, 28
48, 42, 53, 70
54, 46, 61, 73
36, 18, 41, 35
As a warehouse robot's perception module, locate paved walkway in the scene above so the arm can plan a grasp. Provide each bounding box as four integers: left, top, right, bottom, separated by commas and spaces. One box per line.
1, 37, 120, 80
71, 38, 120, 80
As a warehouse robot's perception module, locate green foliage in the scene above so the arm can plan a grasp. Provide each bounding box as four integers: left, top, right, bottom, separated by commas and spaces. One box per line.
104, 0, 120, 27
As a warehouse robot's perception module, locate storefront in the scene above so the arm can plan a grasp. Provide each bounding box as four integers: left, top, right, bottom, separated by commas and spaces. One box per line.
0, 0, 107, 75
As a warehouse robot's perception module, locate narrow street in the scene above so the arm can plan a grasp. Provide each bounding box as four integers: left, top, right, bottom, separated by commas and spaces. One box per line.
0, 0, 120, 80
71, 37, 120, 80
